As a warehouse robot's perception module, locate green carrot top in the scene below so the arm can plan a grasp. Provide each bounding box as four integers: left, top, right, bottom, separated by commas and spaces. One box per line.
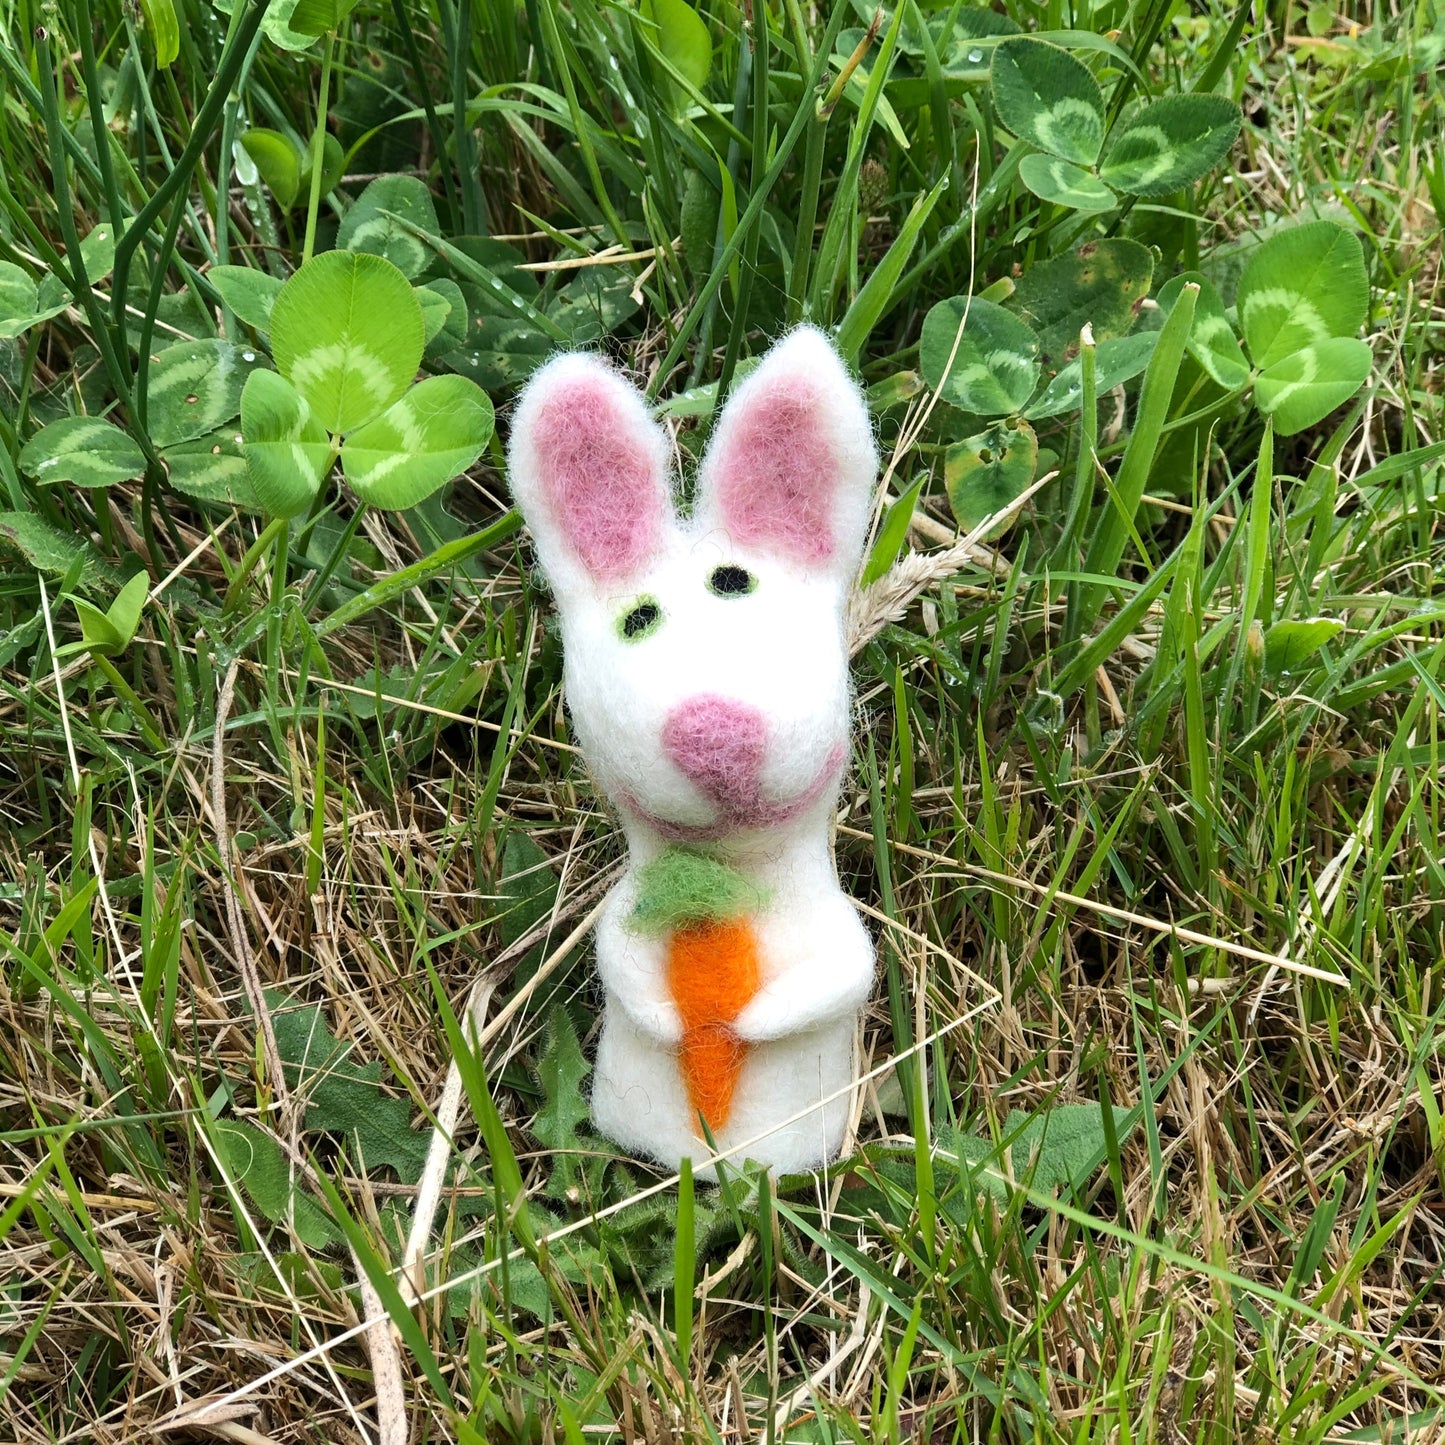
630, 847, 768, 935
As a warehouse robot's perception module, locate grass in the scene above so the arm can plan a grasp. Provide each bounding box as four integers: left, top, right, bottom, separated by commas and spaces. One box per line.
1, 0, 1443, 1439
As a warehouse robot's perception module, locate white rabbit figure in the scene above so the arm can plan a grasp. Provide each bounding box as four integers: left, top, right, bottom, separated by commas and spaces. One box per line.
507, 327, 877, 1177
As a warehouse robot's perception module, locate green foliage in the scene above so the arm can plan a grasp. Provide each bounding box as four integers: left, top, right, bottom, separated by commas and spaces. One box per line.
1096, 94, 1242, 198
340, 375, 495, 509
208, 265, 285, 332
1237, 221, 1370, 369
239, 127, 343, 209
991, 38, 1105, 167
0, 262, 69, 338
1009, 238, 1154, 363
639, 0, 713, 113
1237, 222, 1373, 434
944, 418, 1038, 532
268, 250, 424, 434
62, 571, 148, 657
336, 175, 440, 278
1157, 271, 1251, 390
943, 1101, 1136, 1204
239, 368, 334, 517
1263, 617, 1345, 675
919, 297, 1040, 416
0, 0, 1434, 1433
216, 1120, 340, 1249
20, 417, 146, 489
1016, 154, 1117, 213
145, 340, 267, 449
249, 249, 494, 514
998, 42, 1240, 212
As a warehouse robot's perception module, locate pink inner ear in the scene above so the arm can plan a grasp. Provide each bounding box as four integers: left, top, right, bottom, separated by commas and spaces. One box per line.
533, 376, 662, 580
711, 377, 838, 565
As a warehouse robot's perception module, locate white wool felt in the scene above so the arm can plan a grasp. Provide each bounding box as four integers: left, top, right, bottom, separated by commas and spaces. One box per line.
592, 1009, 858, 1179
693, 325, 878, 586
506, 350, 676, 605
507, 328, 878, 1175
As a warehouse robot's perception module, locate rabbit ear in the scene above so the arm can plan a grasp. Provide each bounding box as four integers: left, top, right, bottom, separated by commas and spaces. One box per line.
694, 327, 877, 582
508, 352, 675, 599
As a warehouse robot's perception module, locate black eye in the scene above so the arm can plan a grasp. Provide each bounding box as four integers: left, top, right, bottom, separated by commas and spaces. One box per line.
708, 564, 756, 597
618, 598, 662, 641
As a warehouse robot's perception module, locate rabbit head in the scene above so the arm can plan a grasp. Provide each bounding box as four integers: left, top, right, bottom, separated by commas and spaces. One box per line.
508, 328, 877, 844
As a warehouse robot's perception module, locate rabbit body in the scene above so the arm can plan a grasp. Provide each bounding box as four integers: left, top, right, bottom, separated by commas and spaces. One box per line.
508, 328, 878, 1175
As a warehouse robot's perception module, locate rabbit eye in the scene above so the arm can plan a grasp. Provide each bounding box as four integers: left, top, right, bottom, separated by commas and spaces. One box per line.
708, 564, 756, 597
618, 598, 663, 641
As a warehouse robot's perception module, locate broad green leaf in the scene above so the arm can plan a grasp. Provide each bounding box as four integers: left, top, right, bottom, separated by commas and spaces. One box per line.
146, 339, 266, 448
440, 321, 552, 391
269, 251, 425, 434
533, 1009, 591, 1157
1098, 94, 1242, 198
680, 169, 720, 282
500, 831, 559, 954
104, 569, 149, 649
68, 597, 124, 655
341, 375, 495, 510
416, 284, 453, 346
78, 223, 117, 281
421, 278, 469, 357
208, 265, 285, 333
532, 1008, 591, 1200
297, 133, 345, 203
259, 0, 321, 52
163, 427, 260, 509
289, 0, 361, 35
640, 0, 712, 111
990, 37, 1105, 166
0, 261, 67, 336
269, 996, 429, 1183
1026, 332, 1159, 418
337, 175, 440, 279
1157, 271, 1250, 391
1004, 1102, 1134, 1195
1008, 237, 1153, 364
241, 370, 334, 518
1237, 221, 1369, 370
216, 1120, 340, 1249
1253, 336, 1373, 436
944, 418, 1038, 532
138, 0, 180, 65
20, 416, 146, 488
935, 8, 1022, 80
1018, 154, 1117, 213
919, 296, 1041, 416
1263, 617, 1344, 674
550, 269, 642, 345
239, 128, 302, 209
0, 262, 39, 336
0, 511, 121, 586
67, 570, 149, 656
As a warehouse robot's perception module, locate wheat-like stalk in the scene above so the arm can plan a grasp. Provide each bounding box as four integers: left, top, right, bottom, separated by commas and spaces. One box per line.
848, 472, 1054, 654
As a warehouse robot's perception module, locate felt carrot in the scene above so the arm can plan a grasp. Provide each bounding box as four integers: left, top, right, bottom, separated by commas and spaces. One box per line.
632, 849, 766, 1133
667, 919, 759, 1131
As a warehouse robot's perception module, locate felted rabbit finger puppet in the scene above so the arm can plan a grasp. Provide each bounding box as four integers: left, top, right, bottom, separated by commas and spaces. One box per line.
507, 327, 877, 1176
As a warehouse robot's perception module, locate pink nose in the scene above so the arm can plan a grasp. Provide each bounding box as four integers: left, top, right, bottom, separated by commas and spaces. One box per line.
662, 695, 767, 815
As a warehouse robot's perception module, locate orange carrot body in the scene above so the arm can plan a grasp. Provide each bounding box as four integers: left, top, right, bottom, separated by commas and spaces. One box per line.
666, 919, 760, 1133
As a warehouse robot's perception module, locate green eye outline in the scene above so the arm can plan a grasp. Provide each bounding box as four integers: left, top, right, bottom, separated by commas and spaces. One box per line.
617, 596, 663, 642
707, 564, 758, 598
